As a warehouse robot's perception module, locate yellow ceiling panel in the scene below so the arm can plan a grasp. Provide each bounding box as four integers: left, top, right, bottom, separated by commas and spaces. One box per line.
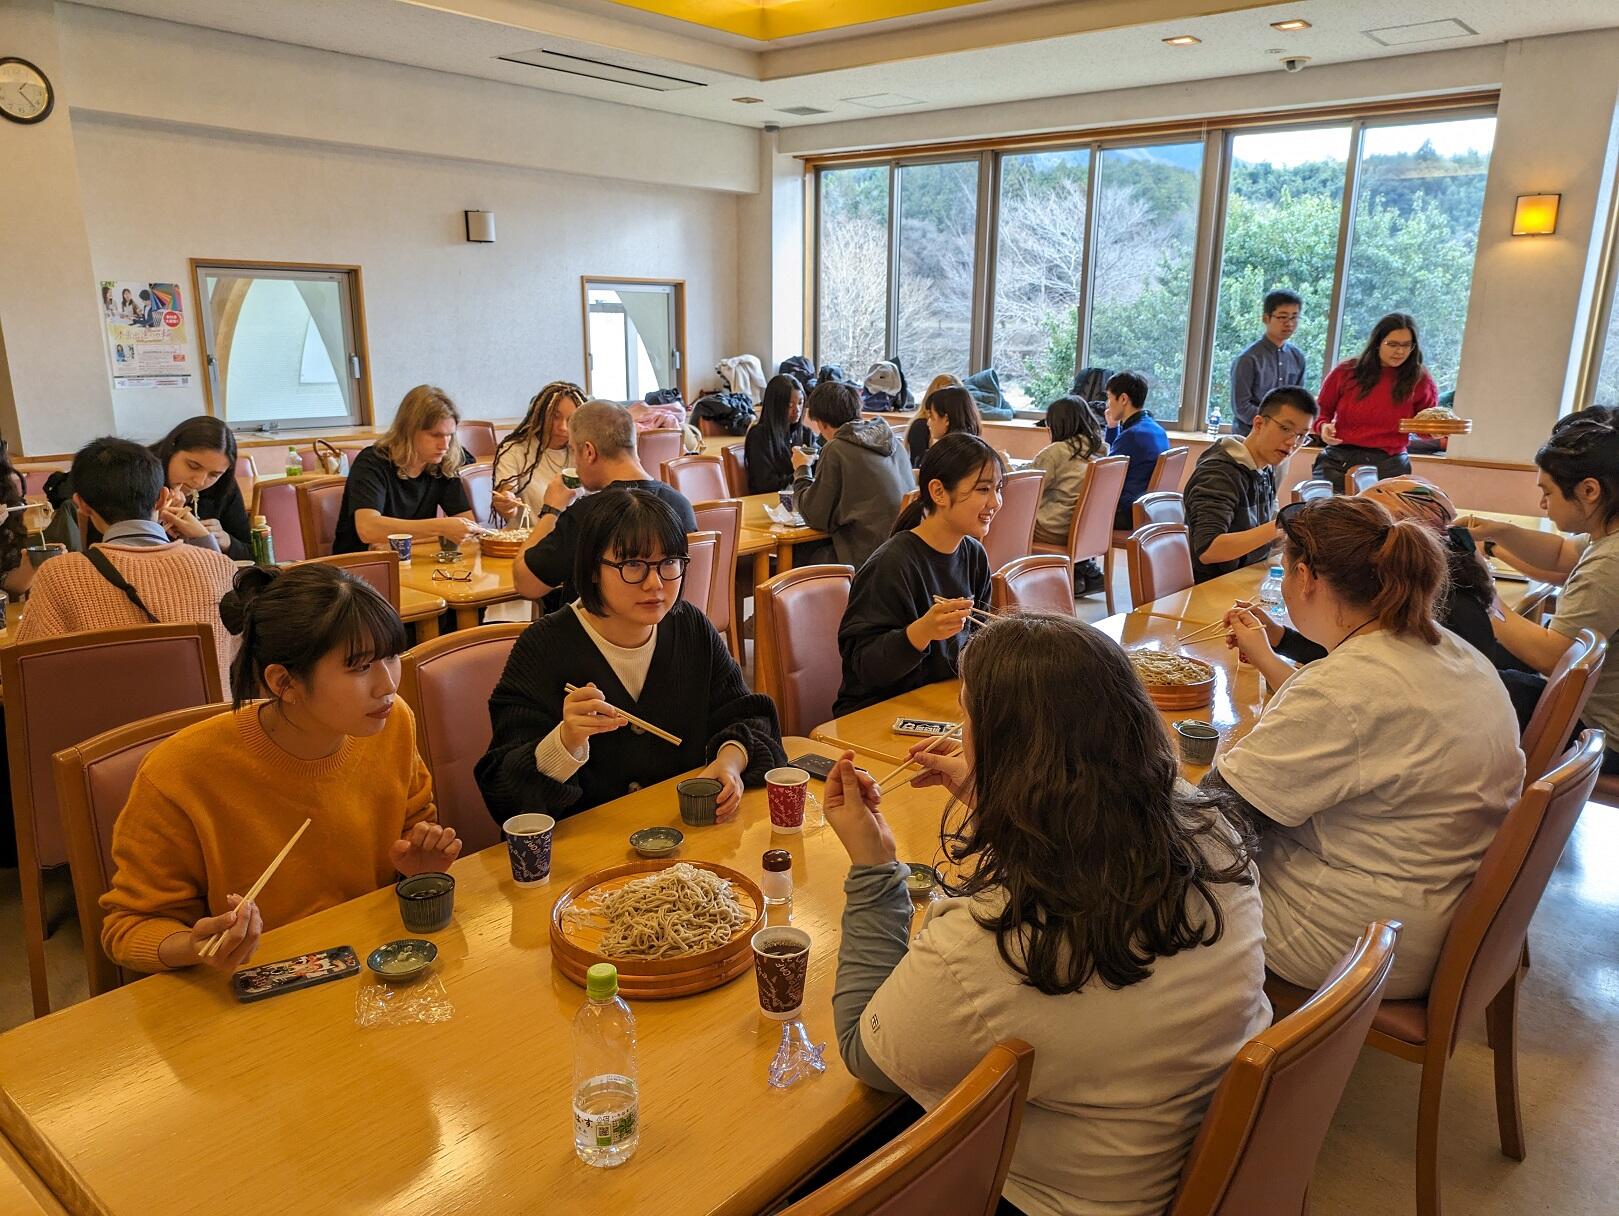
604, 0, 994, 41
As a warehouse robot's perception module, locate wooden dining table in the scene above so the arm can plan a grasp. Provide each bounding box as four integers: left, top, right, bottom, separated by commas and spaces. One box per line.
0, 1134, 65, 1215
396, 551, 521, 632
737, 493, 828, 591
0, 738, 967, 1216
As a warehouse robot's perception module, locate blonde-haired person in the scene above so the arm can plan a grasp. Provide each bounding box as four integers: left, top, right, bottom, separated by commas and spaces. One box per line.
906, 374, 964, 469
493, 381, 585, 523
332, 385, 478, 554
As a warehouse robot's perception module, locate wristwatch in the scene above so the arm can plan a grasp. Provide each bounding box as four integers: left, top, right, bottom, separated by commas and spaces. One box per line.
539, 504, 562, 520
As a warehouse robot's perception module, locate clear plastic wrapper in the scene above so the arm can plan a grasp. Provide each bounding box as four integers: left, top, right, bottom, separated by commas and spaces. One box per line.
768, 1019, 827, 1089
355, 976, 454, 1028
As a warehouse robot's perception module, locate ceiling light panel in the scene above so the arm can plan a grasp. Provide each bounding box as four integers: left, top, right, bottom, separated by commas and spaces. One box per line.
842, 93, 924, 109
1271, 19, 1312, 32
1163, 35, 1201, 46
1364, 19, 1478, 47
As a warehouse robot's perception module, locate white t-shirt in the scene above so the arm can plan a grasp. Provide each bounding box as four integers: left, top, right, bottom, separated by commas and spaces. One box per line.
1549, 530, 1619, 742
1218, 628, 1523, 998
494, 437, 568, 520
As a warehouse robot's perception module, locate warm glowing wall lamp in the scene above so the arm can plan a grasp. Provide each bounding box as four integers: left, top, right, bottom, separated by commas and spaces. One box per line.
1512, 194, 1560, 236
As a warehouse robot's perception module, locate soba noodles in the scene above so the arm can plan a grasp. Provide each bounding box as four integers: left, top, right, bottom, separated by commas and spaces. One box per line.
595, 863, 750, 960
1130, 649, 1213, 687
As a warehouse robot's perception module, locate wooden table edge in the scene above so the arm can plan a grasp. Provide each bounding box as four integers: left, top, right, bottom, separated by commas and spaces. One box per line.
0, 1091, 106, 1216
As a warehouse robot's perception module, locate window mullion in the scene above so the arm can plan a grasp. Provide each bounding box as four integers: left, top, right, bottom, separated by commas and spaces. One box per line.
1322, 121, 1364, 377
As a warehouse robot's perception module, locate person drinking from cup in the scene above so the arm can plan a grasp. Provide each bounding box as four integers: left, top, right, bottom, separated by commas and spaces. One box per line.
100, 564, 460, 974
477, 489, 784, 824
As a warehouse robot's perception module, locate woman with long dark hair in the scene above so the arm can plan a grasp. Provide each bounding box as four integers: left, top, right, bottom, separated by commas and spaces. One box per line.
1029, 394, 1106, 547
825, 613, 1268, 1215
149, 416, 252, 559
493, 381, 584, 522
743, 373, 817, 494
1312, 311, 1437, 486
905, 374, 965, 468
834, 433, 1001, 715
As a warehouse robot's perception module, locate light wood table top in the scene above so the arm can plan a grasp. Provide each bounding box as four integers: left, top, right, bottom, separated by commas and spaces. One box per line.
396, 552, 517, 608
398, 587, 446, 623
737, 492, 828, 585
0, 738, 964, 1216
1132, 564, 1269, 627
0, 1135, 66, 1215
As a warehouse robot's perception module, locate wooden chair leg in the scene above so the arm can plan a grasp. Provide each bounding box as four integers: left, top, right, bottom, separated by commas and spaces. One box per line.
1104, 546, 1125, 613
21, 864, 51, 1019
1415, 1054, 1446, 1216
1488, 975, 1526, 1161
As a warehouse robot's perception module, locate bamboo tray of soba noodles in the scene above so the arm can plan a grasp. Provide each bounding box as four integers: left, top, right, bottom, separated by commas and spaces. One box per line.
1129, 648, 1216, 710
479, 527, 531, 559
1398, 406, 1472, 436
551, 860, 765, 999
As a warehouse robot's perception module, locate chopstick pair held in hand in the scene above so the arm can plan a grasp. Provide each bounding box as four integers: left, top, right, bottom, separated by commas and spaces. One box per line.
932, 595, 1003, 629
195, 818, 311, 960
875, 726, 963, 796
562, 683, 683, 747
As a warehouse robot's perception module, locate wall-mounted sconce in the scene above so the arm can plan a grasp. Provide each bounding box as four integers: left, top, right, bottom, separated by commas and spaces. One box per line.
1512, 194, 1560, 237
464, 210, 496, 243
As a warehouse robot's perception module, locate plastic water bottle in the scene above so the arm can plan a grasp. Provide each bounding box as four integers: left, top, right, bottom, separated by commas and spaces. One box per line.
1206, 407, 1222, 438
573, 963, 639, 1167
284, 447, 302, 479
1259, 565, 1284, 610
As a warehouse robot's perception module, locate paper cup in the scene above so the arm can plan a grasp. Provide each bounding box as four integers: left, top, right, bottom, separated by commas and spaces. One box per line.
503, 813, 556, 886
766, 767, 811, 833
386, 533, 413, 563
751, 926, 811, 1021
1173, 720, 1221, 766
677, 778, 722, 826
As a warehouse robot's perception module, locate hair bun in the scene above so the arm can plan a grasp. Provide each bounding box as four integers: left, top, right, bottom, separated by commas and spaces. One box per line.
219, 564, 282, 636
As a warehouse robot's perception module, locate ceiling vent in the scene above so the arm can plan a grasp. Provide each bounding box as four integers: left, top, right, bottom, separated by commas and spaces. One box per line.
777, 105, 830, 116
1364, 19, 1477, 47
843, 93, 923, 110
497, 49, 705, 92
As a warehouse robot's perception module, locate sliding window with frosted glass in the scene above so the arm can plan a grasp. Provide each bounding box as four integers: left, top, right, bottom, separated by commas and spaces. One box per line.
1085, 142, 1204, 422
1337, 116, 1495, 395
817, 166, 890, 377
194, 263, 367, 430
894, 160, 980, 389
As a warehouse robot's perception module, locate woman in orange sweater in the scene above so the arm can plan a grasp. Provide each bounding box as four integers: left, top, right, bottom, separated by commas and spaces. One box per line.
100, 564, 462, 974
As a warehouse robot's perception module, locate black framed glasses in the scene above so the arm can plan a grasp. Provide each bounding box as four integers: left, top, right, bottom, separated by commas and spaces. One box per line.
602, 557, 690, 584
432, 567, 473, 582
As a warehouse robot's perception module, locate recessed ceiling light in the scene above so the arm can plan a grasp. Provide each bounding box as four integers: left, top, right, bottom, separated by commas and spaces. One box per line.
732, 96, 763, 104
1271, 19, 1312, 32
1163, 34, 1201, 46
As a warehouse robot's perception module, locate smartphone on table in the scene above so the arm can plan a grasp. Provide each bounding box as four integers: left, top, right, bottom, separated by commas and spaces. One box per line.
231, 946, 360, 1003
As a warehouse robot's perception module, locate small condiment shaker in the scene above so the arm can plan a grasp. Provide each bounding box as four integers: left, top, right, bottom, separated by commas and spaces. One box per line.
761, 849, 793, 907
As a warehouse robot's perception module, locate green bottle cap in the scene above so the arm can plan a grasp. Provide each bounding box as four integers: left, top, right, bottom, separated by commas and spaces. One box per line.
586, 962, 618, 1000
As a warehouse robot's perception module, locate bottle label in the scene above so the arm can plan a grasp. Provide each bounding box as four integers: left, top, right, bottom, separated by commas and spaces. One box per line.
574, 1102, 637, 1148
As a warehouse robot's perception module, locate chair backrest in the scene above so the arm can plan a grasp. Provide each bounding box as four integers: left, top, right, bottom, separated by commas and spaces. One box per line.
1277, 446, 1317, 506
692, 499, 741, 639
1148, 445, 1190, 493
293, 475, 348, 559
1292, 478, 1334, 504
721, 444, 749, 497
233, 453, 257, 505
1062, 455, 1129, 563
397, 623, 529, 855
460, 462, 494, 524
1519, 629, 1604, 784
3, 625, 225, 873
982, 468, 1044, 574
1346, 464, 1380, 495
1428, 730, 1605, 1047
757, 564, 854, 736
1170, 923, 1399, 1216
54, 703, 233, 996
991, 554, 1075, 616
251, 478, 308, 562
638, 428, 685, 476
781, 1040, 1035, 1216
662, 455, 729, 504
1127, 522, 1195, 605
1132, 491, 1185, 529
456, 420, 499, 463
297, 551, 402, 609
678, 531, 719, 617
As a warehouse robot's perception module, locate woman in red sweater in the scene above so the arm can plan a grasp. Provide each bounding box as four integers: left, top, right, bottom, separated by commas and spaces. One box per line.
1312, 311, 1437, 488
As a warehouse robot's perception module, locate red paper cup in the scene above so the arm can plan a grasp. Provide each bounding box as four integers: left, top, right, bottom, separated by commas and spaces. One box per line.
766, 767, 809, 832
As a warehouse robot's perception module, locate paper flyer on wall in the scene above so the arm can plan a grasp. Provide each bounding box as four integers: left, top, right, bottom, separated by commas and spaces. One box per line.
101, 281, 191, 389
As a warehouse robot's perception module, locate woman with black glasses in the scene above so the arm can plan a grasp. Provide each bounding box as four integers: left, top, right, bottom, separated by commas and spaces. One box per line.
1311, 311, 1437, 488
476, 488, 785, 823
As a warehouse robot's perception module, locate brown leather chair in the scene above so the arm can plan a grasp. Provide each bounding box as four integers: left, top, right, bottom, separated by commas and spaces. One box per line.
4, 624, 225, 1017
780, 1040, 1034, 1216
459, 462, 494, 524
1346, 464, 1380, 495
1265, 731, 1606, 1216
678, 531, 719, 619
251, 477, 309, 562
638, 428, 685, 477
982, 468, 1044, 574
662, 455, 729, 504
1519, 629, 1604, 784
1291, 478, 1333, 504
1132, 491, 1185, 529
456, 420, 499, 463
693, 499, 742, 658
1035, 454, 1128, 613
397, 623, 529, 855
233, 453, 257, 506
1150, 445, 1190, 493
756, 564, 854, 736
293, 474, 348, 560
298, 551, 403, 609
1127, 523, 1195, 606
54, 703, 233, 997
1170, 922, 1400, 1216
721, 444, 749, 497
991, 554, 1075, 616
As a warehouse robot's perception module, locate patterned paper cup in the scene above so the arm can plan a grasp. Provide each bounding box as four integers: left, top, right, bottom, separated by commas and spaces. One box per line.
503, 813, 555, 886
766, 767, 810, 833
751, 926, 811, 1021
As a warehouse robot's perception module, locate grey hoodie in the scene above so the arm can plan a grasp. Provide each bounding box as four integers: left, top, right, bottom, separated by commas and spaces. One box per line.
793, 419, 916, 569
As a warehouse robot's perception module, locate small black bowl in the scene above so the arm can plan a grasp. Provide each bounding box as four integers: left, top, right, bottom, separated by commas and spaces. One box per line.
396, 872, 455, 933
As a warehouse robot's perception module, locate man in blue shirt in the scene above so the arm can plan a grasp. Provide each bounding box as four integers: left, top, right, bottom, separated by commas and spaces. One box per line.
1102, 371, 1169, 530
1229, 289, 1306, 436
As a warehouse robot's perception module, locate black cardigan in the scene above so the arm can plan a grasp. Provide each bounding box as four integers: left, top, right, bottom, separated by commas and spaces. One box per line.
475, 601, 786, 824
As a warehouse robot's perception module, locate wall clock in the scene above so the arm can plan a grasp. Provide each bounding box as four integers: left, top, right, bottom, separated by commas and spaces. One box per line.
0, 58, 53, 125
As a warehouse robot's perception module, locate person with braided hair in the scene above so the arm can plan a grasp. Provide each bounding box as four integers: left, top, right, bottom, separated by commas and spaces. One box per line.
493, 381, 585, 522
1460, 406, 1619, 772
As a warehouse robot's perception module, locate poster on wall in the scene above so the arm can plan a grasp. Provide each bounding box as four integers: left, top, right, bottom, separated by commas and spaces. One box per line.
100, 281, 191, 389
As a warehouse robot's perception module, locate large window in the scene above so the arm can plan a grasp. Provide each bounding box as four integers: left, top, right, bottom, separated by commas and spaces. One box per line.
896, 160, 980, 389
1593, 305, 1619, 407
816, 166, 890, 376
582, 278, 684, 403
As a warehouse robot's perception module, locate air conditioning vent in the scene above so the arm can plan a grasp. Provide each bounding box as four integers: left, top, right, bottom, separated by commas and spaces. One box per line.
1363, 19, 1477, 47
498, 49, 705, 92
843, 93, 923, 110
777, 105, 829, 116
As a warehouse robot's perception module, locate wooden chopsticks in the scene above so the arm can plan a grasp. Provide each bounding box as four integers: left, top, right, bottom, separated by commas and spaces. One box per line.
931, 595, 1003, 628
564, 683, 684, 747
874, 726, 963, 796
197, 818, 311, 960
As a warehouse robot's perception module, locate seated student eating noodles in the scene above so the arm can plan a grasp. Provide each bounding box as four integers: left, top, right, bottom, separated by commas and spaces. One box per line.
1312, 311, 1438, 487
825, 614, 1269, 1216
1101, 371, 1168, 532
99, 564, 461, 974
331, 385, 478, 555
834, 434, 1001, 716
1463, 407, 1619, 773
477, 490, 784, 823
1030, 394, 1106, 547
905, 374, 966, 468
1204, 496, 1523, 999
1184, 386, 1316, 583
491, 380, 585, 523
511, 400, 696, 604
790, 379, 915, 570
18, 437, 238, 678
744, 373, 819, 495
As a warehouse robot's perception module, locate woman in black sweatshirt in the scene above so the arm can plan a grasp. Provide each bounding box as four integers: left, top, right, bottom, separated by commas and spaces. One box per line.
835, 434, 1003, 716
476, 488, 784, 824
744, 374, 818, 494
